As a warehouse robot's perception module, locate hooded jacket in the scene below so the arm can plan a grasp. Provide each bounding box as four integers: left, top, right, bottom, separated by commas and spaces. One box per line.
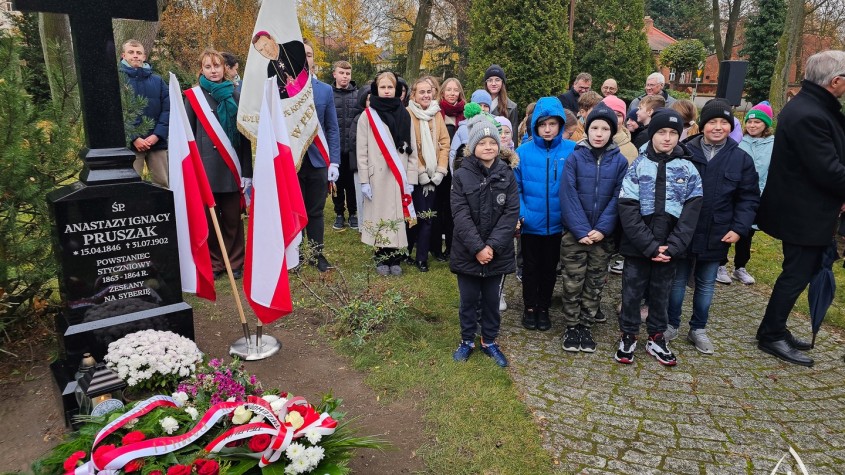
614, 128, 639, 163
738, 134, 773, 196
450, 149, 520, 277
560, 140, 629, 239
514, 97, 576, 235
120, 61, 169, 151
683, 135, 760, 261
332, 80, 359, 156
618, 143, 703, 259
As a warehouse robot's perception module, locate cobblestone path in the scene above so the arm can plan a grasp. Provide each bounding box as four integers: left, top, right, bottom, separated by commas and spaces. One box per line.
500, 272, 845, 474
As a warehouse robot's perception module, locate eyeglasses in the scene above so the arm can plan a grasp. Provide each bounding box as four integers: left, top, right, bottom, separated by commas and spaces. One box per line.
486, 77, 503, 84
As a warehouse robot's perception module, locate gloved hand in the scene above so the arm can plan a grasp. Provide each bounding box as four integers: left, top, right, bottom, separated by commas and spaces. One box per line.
431, 171, 445, 186
328, 163, 339, 182
241, 177, 253, 189
408, 184, 414, 194
361, 183, 373, 200
422, 183, 436, 197
418, 172, 432, 185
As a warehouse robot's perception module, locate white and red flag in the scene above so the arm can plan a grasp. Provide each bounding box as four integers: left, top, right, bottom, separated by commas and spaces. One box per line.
167, 73, 216, 301
243, 78, 308, 324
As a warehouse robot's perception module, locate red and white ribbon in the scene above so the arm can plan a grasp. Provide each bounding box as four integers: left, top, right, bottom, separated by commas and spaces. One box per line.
365, 108, 416, 225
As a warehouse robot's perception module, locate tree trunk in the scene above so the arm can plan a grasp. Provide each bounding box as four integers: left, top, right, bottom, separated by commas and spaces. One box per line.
712, 0, 724, 62
38, 13, 80, 117
769, 0, 805, 114
723, 0, 743, 60
405, 0, 433, 80
113, 0, 168, 60
454, 0, 469, 80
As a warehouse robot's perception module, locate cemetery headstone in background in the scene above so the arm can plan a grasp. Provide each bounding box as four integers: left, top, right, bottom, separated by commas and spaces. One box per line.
12, 0, 195, 426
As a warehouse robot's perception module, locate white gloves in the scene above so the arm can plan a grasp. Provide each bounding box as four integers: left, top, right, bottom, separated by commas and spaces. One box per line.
408, 184, 414, 194
328, 163, 339, 182
361, 183, 373, 200
431, 171, 445, 186
422, 183, 436, 197
418, 172, 432, 185
241, 177, 253, 189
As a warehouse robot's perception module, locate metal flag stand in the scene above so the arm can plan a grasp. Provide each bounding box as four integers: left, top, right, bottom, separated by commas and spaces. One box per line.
207, 208, 281, 360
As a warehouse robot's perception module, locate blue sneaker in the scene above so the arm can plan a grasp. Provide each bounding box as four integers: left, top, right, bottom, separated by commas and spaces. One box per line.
481, 342, 509, 367
453, 340, 475, 362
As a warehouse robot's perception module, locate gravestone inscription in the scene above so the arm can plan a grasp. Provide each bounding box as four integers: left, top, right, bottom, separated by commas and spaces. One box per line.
13, 0, 196, 426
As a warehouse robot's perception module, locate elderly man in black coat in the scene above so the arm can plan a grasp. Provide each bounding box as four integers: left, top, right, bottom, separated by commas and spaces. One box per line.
755, 50, 845, 367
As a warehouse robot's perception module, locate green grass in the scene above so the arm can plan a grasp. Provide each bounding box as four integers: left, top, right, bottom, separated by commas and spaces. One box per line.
290, 210, 553, 475
731, 231, 845, 330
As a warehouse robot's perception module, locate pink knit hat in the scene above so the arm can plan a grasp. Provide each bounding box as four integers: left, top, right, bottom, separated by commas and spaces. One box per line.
601, 95, 627, 122
746, 101, 773, 127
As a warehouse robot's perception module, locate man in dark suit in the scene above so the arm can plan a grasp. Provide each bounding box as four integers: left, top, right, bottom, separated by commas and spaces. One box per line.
755, 50, 845, 367
557, 72, 592, 115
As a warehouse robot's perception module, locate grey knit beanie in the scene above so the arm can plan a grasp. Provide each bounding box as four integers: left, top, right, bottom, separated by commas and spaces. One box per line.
467, 115, 501, 153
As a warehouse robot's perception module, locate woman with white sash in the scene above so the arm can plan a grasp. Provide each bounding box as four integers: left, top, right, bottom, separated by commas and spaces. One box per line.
406, 76, 450, 272
356, 71, 419, 276
185, 48, 253, 279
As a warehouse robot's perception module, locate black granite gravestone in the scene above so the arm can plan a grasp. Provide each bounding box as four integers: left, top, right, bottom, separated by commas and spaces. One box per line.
12, 0, 195, 426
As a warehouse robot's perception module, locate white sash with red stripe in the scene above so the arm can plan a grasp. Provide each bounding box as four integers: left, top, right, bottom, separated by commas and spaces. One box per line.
185, 86, 243, 188
365, 108, 416, 225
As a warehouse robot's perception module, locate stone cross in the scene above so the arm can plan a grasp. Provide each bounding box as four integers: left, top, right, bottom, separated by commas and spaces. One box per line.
13, 0, 158, 150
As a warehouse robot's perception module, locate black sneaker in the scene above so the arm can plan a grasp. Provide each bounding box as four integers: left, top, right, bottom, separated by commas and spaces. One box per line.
415, 260, 429, 272
348, 215, 358, 230
562, 326, 580, 352
453, 340, 475, 362
315, 254, 332, 273
614, 333, 637, 364
332, 215, 345, 230
579, 325, 596, 352
646, 333, 677, 366
536, 308, 551, 331
594, 308, 607, 323
522, 308, 537, 330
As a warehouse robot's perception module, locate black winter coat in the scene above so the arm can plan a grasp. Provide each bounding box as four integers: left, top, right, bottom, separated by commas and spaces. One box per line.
557, 87, 579, 115
332, 81, 359, 156
684, 135, 760, 261
348, 90, 370, 173
756, 80, 845, 246
450, 154, 519, 277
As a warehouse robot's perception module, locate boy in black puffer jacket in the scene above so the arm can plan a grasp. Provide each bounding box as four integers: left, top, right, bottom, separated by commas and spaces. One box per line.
450, 115, 520, 367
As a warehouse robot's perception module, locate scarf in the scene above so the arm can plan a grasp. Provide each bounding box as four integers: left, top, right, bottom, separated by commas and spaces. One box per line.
440, 99, 465, 124
407, 100, 441, 177
369, 94, 412, 155
199, 75, 239, 147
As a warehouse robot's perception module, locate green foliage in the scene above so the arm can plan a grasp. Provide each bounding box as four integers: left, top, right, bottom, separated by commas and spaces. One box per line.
659, 39, 707, 84
11, 13, 51, 106
740, 0, 786, 105
0, 30, 81, 336
467, 0, 573, 107
646, 0, 713, 49
336, 289, 411, 346
119, 73, 155, 147
572, 0, 654, 91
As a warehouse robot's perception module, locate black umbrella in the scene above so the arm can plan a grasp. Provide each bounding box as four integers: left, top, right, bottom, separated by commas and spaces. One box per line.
807, 241, 838, 348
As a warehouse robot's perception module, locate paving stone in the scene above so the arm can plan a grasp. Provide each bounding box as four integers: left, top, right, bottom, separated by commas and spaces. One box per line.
501, 273, 845, 474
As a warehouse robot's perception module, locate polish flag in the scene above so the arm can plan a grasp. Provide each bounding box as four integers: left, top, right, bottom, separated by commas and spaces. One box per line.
243, 78, 308, 323
167, 73, 216, 301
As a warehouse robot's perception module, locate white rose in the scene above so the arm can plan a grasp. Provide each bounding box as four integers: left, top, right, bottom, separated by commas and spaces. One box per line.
270, 399, 287, 414
262, 395, 280, 403
232, 406, 253, 424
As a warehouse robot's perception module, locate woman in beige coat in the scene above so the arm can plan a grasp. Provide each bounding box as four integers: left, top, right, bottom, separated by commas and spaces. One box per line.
406, 76, 450, 272
357, 71, 419, 276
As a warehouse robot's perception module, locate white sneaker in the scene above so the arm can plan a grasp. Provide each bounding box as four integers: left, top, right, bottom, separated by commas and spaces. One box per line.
716, 266, 732, 285
664, 325, 679, 341
687, 328, 715, 354
609, 260, 624, 275
732, 267, 756, 285
499, 294, 507, 312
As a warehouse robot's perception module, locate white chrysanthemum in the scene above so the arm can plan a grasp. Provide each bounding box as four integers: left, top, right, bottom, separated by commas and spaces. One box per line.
285, 442, 305, 460
160, 416, 179, 434
124, 418, 139, 429
290, 457, 310, 474
262, 395, 280, 403
185, 407, 199, 421
284, 465, 297, 475
171, 391, 189, 405
304, 428, 322, 445
270, 399, 287, 414
304, 445, 325, 466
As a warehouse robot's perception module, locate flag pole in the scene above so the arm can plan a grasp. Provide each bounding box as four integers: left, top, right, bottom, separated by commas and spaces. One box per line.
207, 206, 251, 344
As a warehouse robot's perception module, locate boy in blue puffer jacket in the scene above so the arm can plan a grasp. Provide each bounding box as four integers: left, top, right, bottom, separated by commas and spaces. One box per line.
514, 97, 577, 331
559, 106, 629, 353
